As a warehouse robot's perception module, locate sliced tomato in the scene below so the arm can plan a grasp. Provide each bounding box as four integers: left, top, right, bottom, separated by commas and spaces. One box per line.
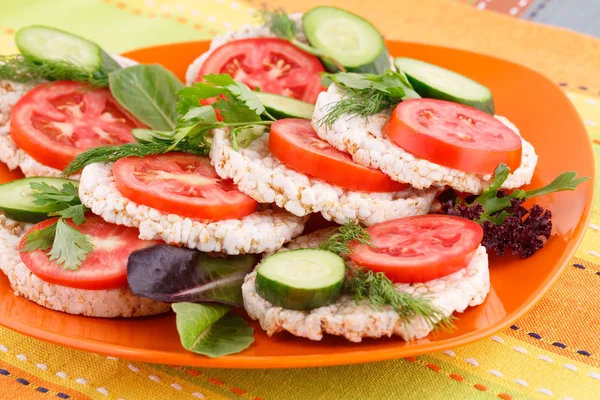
269, 119, 408, 192
113, 153, 258, 220
10, 81, 142, 171
197, 38, 325, 103
349, 215, 484, 283
383, 99, 522, 174
19, 215, 159, 290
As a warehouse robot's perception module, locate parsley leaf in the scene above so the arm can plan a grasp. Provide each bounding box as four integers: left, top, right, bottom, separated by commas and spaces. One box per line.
30, 182, 79, 207
230, 125, 267, 151
447, 163, 589, 225
203, 73, 236, 86
180, 105, 218, 125
47, 219, 94, 270
214, 96, 262, 123
49, 204, 87, 225
525, 172, 590, 199
20, 222, 57, 253
227, 82, 266, 116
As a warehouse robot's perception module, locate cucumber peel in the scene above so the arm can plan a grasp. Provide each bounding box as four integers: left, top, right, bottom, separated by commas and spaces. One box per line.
395, 57, 495, 114
256, 249, 345, 310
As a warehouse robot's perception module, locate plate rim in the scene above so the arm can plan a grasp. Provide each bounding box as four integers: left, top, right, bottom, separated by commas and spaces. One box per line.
0, 40, 594, 369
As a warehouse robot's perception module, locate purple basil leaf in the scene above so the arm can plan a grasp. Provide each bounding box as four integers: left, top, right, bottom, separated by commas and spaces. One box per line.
127, 244, 256, 306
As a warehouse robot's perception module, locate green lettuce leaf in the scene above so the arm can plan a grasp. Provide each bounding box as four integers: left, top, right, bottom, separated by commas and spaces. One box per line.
172, 303, 254, 358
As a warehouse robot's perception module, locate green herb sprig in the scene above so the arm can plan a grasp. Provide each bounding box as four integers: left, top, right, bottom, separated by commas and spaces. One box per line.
470, 163, 589, 224
260, 9, 347, 72
317, 70, 421, 128
320, 223, 455, 332
63, 73, 274, 175
0, 54, 109, 86
20, 182, 93, 270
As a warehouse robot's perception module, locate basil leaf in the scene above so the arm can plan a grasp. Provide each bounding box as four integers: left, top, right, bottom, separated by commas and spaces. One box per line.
127, 244, 256, 306
109, 64, 183, 131
173, 303, 254, 358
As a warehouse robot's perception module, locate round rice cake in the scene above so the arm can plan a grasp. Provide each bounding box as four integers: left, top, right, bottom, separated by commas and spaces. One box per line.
242, 229, 490, 342
185, 13, 306, 85
78, 162, 307, 255
210, 128, 437, 226
312, 84, 538, 194
0, 55, 138, 178
0, 215, 170, 318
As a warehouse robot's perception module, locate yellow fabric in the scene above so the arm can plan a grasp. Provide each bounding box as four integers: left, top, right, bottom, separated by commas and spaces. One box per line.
0, 0, 599, 399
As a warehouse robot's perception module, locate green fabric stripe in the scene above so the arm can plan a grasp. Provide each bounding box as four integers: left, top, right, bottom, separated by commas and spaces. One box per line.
0, 0, 213, 53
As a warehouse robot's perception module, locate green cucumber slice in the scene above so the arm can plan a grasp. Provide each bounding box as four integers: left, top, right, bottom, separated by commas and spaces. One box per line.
0, 177, 79, 223
302, 6, 391, 73
395, 57, 495, 114
256, 249, 345, 310
15, 26, 103, 73
256, 92, 315, 120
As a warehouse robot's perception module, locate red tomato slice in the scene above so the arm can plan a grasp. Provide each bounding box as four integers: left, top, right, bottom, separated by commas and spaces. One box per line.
349, 215, 484, 283
19, 215, 159, 290
10, 81, 141, 171
113, 153, 258, 220
197, 38, 325, 103
269, 119, 408, 192
383, 99, 522, 174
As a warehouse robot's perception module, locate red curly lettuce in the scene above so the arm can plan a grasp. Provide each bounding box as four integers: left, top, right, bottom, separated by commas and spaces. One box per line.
441, 164, 588, 258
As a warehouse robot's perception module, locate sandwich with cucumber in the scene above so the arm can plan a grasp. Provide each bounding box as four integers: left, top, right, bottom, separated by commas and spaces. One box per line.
0, 9, 589, 358
0, 26, 144, 178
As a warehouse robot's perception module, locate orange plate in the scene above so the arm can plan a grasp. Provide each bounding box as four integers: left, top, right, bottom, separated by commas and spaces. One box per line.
0, 41, 593, 368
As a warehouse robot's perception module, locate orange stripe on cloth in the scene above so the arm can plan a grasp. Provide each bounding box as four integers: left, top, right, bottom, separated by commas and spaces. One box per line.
0, 359, 92, 400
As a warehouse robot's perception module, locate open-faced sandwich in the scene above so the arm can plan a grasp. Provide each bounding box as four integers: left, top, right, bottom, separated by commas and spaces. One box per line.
0, 7, 588, 358
0, 26, 144, 178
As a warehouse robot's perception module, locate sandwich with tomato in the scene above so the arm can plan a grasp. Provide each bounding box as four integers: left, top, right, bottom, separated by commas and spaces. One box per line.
0, 10, 588, 355
0, 26, 144, 178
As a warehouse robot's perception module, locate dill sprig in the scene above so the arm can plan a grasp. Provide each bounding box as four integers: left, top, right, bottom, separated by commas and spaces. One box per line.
319, 222, 374, 255
319, 90, 397, 129
320, 222, 455, 332
345, 268, 456, 332
317, 70, 421, 128
0, 54, 108, 86
62, 141, 208, 176
259, 8, 347, 72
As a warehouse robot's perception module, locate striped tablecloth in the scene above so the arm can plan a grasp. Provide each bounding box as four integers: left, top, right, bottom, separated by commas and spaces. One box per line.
0, 0, 599, 399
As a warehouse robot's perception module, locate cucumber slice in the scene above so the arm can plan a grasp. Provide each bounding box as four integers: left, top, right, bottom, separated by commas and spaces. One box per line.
256, 249, 345, 310
395, 58, 495, 114
15, 26, 103, 73
302, 6, 391, 73
256, 92, 315, 120
0, 177, 79, 223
